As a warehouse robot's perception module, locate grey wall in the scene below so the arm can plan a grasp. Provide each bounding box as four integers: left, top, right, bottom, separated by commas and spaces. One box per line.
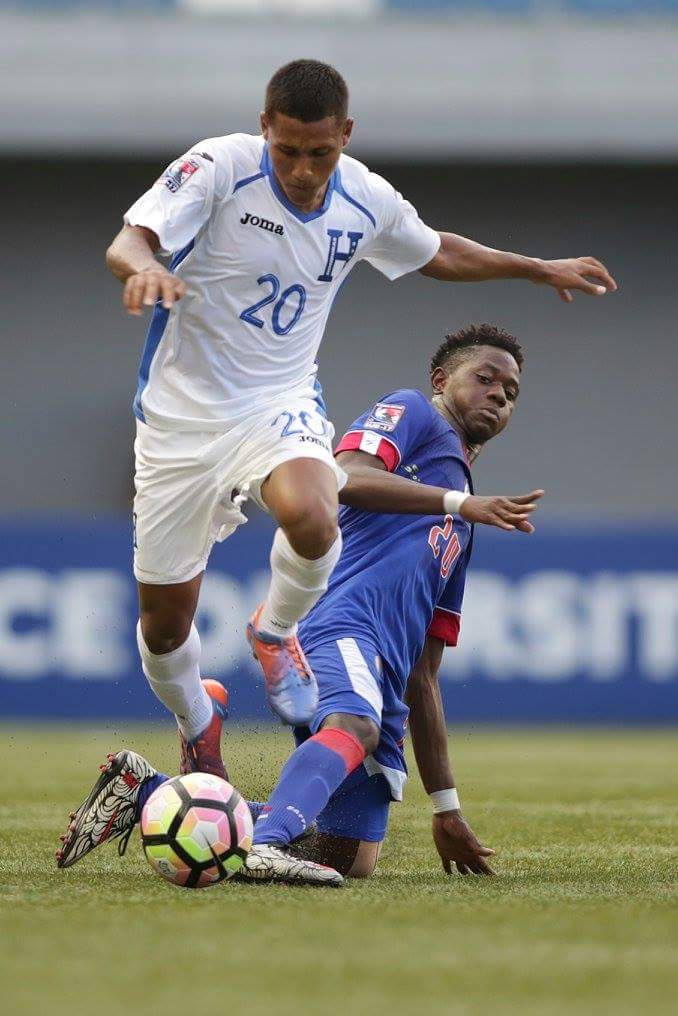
4, 12, 678, 158
3, 158, 676, 520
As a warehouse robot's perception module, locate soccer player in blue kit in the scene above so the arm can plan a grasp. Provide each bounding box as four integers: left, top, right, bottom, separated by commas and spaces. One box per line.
244, 324, 539, 883
57, 325, 541, 884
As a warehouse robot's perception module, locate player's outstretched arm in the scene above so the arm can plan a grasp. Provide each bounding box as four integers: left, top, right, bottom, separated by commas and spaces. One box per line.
420, 232, 617, 303
106, 224, 187, 316
405, 637, 495, 876
337, 450, 543, 531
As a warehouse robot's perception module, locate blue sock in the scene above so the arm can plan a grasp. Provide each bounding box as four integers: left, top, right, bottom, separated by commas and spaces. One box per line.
246, 800, 267, 823
136, 773, 168, 817
253, 728, 365, 847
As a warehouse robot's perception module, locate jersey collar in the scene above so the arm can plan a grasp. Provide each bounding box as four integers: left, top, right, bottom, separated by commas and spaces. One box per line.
260, 144, 338, 224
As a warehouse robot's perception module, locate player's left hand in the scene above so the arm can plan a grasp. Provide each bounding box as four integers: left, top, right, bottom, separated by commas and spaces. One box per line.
535, 256, 618, 303
460, 490, 544, 533
432, 811, 496, 876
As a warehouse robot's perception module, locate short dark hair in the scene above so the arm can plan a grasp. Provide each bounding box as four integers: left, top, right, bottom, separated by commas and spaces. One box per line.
265, 59, 349, 123
430, 323, 524, 376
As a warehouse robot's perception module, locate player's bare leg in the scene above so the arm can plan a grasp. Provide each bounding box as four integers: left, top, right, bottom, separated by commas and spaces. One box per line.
137, 575, 229, 778
290, 832, 382, 878
247, 458, 342, 725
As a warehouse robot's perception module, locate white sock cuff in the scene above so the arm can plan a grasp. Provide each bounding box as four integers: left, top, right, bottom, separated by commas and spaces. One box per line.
136, 621, 201, 666
273, 528, 342, 571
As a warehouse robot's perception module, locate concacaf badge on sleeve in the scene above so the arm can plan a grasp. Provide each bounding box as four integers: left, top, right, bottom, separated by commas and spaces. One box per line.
364, 403, 406, 432
162, 157, 201, 193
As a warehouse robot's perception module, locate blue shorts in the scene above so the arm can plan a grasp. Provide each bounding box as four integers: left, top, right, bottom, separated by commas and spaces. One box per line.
293, 635, 410, 843
316, 764, 393, 842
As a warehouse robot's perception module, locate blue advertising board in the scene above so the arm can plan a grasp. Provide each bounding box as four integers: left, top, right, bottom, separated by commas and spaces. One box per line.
1, 517, 677, 722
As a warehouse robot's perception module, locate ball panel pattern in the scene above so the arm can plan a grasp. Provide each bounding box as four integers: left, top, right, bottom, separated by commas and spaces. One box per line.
140, 773, 253, 889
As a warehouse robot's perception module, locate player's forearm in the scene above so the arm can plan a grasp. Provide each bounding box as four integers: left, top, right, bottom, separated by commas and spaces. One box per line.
404, 639, 455, 793
421, 232, 545, 284
339, 462, 449, 515
105, 225, 162, 283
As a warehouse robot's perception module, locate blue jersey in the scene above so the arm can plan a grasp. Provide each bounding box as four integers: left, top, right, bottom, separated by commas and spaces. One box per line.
299, 388, 474, 691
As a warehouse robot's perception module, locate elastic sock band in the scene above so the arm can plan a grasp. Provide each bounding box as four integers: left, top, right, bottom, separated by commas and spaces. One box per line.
312, 727, 366, 773
277, 529, 342, 570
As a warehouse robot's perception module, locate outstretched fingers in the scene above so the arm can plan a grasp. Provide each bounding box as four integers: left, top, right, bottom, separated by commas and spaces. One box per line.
509, 490, 545, 505
579, 256, 618, 292
569, 258, 617, 296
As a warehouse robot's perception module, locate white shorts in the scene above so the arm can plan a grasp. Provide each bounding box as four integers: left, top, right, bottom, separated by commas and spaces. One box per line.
133, 395, 346, 585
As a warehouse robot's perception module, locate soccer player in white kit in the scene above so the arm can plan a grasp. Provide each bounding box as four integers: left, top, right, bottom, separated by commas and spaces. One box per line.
106, 60, 616, 779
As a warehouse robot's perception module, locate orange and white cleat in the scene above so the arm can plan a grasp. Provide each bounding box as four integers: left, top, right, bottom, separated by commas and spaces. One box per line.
179, 679, 230, 781
246, 605, 319, 726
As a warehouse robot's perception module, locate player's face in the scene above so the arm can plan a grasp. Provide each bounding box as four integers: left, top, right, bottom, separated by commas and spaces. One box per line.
434, 347, 520, 445
260, 112, 353, 213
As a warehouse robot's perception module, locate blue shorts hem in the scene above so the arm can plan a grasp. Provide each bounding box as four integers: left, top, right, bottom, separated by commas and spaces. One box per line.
310, 700, 381, 736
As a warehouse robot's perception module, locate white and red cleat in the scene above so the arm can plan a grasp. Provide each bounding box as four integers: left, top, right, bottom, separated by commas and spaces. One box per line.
246, 605, 319, 726
56, 749, 157, 868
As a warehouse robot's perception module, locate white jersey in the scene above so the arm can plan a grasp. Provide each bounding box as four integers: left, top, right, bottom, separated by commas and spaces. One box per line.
125, 133, 440, 431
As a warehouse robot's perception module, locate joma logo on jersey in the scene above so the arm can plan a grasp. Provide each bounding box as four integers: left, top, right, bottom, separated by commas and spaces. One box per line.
240, 212, 284, 236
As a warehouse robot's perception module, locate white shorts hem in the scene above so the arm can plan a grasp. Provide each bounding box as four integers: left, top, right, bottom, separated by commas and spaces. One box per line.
133, 559, 208, 586
248, 448, 347, 510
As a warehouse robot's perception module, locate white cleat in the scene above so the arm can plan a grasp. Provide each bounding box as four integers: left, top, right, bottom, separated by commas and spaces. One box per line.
56, 749, 158, 868
243, 844, 344, 886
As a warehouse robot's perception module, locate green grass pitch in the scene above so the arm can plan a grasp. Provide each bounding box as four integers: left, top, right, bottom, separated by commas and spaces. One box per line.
1, 725, 677, 1015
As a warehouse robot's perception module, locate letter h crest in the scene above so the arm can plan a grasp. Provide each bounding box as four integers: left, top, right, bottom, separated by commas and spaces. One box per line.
317, 229, 363, 283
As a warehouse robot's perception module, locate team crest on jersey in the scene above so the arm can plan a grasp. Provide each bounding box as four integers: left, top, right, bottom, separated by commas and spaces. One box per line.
162, 157, 201, 193
364, 402, 406, 432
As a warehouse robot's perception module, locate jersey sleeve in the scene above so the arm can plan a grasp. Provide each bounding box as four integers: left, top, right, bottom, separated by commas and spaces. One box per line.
334, 389, 431, 472
124, 138, 235, 254
361, 173, 441, 281
427, 545, 470, 647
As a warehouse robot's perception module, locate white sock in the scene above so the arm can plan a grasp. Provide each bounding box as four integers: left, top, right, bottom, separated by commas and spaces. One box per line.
136, 622, 212, 740
257, 528, 343, 638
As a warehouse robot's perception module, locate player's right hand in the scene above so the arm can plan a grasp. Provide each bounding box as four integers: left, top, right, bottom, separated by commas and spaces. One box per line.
432, 811, 496, 876
123, 268, 187, 316
460, 490, 544, 533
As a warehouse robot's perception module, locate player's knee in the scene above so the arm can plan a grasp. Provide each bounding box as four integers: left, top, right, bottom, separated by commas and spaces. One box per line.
347, 841, 381, 879
347, 858, 376, 879
322, 712, 380, 756
139, 610, 192, 656
278, 494, 338, 558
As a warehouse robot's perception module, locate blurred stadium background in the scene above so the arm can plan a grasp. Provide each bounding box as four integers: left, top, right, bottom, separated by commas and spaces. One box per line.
1, 0, 676, 724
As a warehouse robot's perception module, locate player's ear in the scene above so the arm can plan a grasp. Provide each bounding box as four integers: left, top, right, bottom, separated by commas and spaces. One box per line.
431, 366, 448, 394
260, 111, 269, 138
342, 118, 354, 147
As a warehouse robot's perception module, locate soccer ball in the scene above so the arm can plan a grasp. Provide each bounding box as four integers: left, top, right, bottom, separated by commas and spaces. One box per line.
140, 772, 253, 888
